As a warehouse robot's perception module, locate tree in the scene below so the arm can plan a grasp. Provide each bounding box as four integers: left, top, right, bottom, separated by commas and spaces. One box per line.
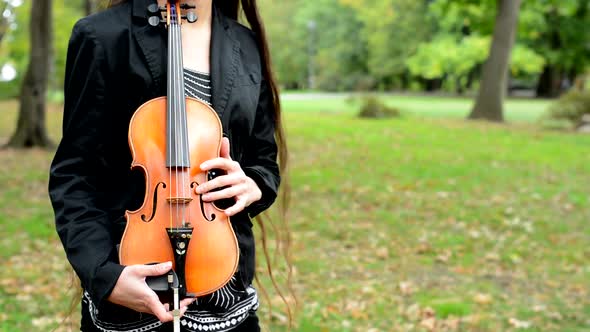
294, 0, 368, 91
342, 0, 432, 89
6, 0, 53, 148
0, 1, 10, 44
523, 0, 590, 97
468, 0, 522, 122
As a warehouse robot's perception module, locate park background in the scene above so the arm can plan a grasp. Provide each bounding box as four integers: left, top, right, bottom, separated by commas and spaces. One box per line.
0, 0, 589, 331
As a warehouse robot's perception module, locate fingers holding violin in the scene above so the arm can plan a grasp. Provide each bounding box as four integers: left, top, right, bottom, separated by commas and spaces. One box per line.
163, 298, 194, 317
200, 158, 240, 173
201, 183, 245, 202
224, 197, 248, 217
147, 294, 174, 323
196, 173, 241, 196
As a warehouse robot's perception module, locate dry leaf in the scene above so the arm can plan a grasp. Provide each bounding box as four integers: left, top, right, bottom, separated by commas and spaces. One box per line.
508, 318, 532, 329
422, 306, 436, 319
376, 247, 389, 260
436, 250, 452, 263
399, 281, 414, 296
420, 317, 436, 331
474, 293, 493, 305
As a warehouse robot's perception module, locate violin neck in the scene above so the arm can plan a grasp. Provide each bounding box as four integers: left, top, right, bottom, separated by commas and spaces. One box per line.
166, 2, 190, 168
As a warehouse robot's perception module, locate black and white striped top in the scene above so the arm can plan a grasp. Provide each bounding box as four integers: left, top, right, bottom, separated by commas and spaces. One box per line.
183, 68, 212, 106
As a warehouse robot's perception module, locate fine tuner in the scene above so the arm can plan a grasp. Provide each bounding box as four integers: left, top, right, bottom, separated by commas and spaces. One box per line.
147, 3, 198, 27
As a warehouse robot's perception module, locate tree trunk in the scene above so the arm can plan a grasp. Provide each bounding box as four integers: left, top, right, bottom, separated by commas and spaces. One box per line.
536, 65, 562, 98
468, 0, 521, 122
0, 2, 9, 44
5, 0, 53, 149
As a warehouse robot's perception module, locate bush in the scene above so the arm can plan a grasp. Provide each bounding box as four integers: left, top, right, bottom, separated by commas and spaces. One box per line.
357, 95, 400, 119
544, 90, 590, 129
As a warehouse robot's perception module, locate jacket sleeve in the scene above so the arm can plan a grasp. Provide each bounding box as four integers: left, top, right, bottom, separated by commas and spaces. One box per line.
48, 19, 124, 306
242, 78, 281, 218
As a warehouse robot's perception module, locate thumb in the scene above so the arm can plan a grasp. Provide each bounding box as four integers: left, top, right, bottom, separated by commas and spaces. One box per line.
220, 137, 231, 160
136, 262, 172, 277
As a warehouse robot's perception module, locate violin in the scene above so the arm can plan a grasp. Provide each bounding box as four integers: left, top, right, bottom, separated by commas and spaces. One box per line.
118, 1, 239, 329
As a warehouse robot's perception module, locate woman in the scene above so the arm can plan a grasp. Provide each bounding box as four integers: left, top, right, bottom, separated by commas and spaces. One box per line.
48, 0, 288, 331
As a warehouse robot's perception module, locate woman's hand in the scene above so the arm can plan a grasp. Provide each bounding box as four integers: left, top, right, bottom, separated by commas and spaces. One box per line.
107, 262, 195, 322
197, 137, 262, 217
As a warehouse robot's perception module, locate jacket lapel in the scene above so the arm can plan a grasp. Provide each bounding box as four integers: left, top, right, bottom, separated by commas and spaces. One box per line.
210, 4, 240, 119
132, 0, 166, 93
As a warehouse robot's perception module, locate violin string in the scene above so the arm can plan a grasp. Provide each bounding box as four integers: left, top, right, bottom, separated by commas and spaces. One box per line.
180, 18, 191, 230
167, 4, 173, 234
174, 7, 181, 232
172, 9, 177, 233
176, 12, 188, 229
177, 5, 187, 230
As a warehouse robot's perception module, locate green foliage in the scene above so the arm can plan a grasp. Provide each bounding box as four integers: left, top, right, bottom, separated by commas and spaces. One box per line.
519, 0, 590, 75
342, 0, 433, 85
0, 0, 83, 98
293, 0, 368, 91
356, 95, 400, 119
258, 0, 307, 89
510, 44, 546, 77
544, 90, 590, 128
406, 35, 490, 91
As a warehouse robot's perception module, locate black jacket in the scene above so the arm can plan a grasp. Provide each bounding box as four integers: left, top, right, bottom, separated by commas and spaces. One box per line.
48, 0, 279, 308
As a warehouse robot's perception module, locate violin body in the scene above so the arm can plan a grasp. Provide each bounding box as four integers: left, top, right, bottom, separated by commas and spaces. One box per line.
119, 96, 239, 296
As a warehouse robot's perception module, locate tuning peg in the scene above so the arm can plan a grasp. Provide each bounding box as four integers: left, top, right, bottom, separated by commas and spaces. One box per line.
180, 3, 196, 10
182, 11, 198, 23
147, 3, 166, 14
148, 16, 165, 27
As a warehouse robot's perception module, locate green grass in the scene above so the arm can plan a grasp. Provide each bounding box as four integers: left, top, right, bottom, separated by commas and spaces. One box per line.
281, 93, 552, 123
0, 95, 589, 331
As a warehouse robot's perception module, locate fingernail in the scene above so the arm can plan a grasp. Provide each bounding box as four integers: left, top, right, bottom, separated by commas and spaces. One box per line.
200, 162, 208, 170
165, 262, 172, 268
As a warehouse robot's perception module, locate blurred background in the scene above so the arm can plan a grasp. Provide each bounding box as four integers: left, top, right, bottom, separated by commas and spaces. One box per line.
0, 0, 588, 331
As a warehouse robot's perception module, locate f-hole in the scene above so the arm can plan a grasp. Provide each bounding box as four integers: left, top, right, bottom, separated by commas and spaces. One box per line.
141, 182, 166, 222
191, 181, 216, 222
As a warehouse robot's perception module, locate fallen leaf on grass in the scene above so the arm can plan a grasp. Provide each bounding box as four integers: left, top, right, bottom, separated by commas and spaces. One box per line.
485, 252, 500, 261
473, 293, 493, 305
398, 281, 414, 296
375, 247, 389, 260
420, 317, 436, 331
405, 303, 421, 321
350, 309, 369, 320
436, 250, 452, 263
508, 318, 532, 329
422, 306, 436, 319
416, 242, 433, 254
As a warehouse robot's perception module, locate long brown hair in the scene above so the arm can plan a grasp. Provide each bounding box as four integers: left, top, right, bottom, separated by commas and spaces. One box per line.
107, 0, 294, 326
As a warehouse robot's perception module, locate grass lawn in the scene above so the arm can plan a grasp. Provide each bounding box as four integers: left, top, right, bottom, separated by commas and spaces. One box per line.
0, 95, 588, 331
280, 93, 553, 123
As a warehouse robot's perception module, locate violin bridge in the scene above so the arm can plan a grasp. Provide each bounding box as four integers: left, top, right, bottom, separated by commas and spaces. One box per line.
167, 197, 193, 204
